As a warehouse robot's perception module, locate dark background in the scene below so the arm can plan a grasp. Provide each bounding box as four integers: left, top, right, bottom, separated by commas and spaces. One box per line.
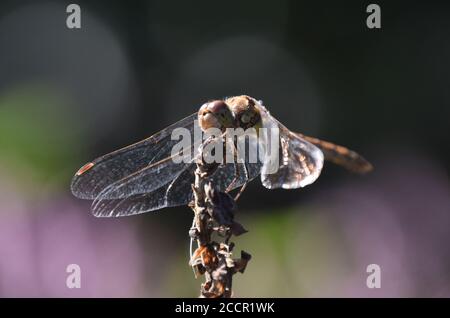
0, 0, 448, 297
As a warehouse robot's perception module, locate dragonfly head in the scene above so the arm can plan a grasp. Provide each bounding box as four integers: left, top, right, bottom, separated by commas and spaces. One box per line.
225, 95, 262, 130
198, 100, 235, 132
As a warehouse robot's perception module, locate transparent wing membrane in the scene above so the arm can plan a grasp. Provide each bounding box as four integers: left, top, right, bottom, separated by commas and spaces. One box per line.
257, 105, 324, 189
71, 112, 198, 200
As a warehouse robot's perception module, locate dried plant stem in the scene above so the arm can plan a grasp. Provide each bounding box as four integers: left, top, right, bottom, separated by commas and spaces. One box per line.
189, 141, 251, 298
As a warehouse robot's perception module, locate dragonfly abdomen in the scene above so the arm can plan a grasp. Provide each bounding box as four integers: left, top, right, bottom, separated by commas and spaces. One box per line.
297, 133, 373, 174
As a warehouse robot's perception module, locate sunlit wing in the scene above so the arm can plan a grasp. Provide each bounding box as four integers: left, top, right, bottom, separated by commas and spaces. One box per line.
89, 134, 258, 203
257, 105, 324, 189
71, 112, 198, 200
92, 160, 262, 217
91, 144, 200, 201
92, 161, 197, 217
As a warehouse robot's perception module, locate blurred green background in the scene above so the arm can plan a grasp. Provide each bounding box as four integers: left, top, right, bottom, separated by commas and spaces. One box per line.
0, 0, 449, 297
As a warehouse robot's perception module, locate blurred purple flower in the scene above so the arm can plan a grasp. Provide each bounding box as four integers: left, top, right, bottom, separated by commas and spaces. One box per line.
311, 152, 450, 297
0, 187, 146, 297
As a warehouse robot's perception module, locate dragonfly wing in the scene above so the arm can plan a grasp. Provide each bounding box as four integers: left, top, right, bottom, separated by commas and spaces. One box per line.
209, 162, 262, 190
257, 105, 324, 189
92, 164, 197, 217
71, 112, 198, 199
91, 161, 262, 217
90, 138, 202, 200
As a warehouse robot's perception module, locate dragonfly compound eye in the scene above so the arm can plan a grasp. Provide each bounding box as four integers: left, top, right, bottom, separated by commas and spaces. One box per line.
207, 100, 228, 114
198, 100, 233, 131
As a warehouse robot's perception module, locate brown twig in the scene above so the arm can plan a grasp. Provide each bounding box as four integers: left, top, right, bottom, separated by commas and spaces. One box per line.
189, 138, 251, 298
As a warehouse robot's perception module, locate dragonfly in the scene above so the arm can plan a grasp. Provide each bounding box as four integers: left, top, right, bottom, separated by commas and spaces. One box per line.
71, 95, 372, 217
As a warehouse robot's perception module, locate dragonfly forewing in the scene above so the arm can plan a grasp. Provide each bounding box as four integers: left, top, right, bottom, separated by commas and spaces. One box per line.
71, 112, 198, 200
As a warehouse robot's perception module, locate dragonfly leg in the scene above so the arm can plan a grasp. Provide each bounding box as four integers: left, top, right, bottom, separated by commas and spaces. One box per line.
234, 163, 249, 201
225, 140, 241, 193
225, 162, 240, 193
